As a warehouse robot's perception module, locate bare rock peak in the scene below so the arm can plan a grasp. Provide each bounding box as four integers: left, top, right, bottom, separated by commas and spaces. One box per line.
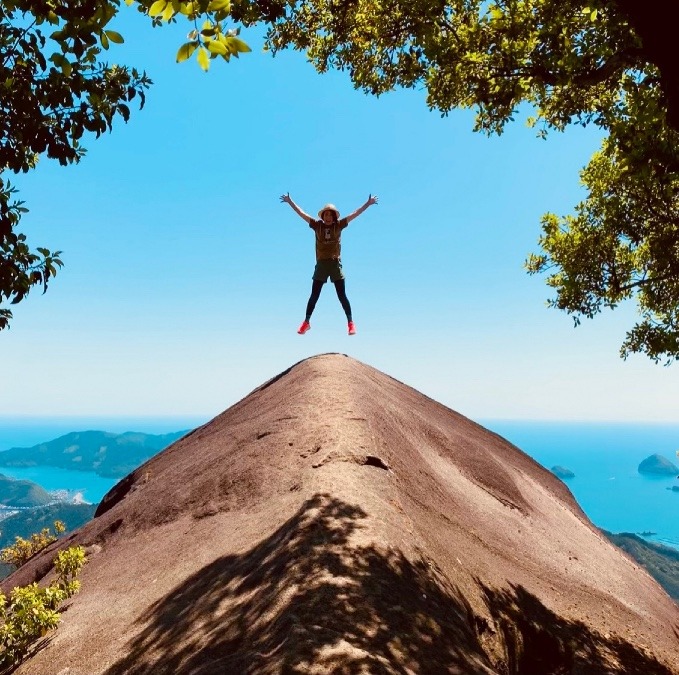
5, 355, 679, 674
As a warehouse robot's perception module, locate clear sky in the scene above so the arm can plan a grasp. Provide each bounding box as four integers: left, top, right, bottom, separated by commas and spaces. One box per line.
3, 9, 677, 423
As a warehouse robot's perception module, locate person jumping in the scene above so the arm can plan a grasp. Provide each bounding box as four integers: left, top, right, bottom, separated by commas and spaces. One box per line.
280, 193, 378, 335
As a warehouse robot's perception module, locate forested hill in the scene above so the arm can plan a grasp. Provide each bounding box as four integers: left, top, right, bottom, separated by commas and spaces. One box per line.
603, 531, 679, 602
0, 474, 52, 507
0, 430, 189, 479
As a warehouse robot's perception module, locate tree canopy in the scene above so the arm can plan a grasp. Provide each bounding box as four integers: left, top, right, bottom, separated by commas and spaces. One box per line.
0, 0, 151, 328
2, 0, 678, 362
240, 0, 679, 362
0, 0, 255, 329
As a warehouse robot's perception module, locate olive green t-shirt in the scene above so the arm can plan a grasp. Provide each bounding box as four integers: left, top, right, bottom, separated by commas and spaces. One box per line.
310, 217, 349, 261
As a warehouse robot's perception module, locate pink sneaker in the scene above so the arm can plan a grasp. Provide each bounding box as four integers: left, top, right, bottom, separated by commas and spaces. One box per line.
348, 321, 356, 335
298, 320, 311, 335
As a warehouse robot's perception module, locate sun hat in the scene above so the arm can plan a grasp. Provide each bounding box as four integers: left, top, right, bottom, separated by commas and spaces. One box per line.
318, 203, 340, 219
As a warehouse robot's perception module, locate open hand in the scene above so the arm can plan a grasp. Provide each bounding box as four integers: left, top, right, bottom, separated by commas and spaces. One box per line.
280, 192, 292, 204
367, 194, 379, 206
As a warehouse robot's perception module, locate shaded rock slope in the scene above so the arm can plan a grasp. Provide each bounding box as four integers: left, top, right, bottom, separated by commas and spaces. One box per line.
5, 354, 679, 674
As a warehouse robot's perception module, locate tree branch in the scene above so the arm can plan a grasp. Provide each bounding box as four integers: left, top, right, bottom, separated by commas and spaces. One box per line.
618, 270, 679, 293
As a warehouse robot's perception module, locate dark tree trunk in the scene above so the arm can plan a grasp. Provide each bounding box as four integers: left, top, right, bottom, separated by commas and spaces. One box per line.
613, 0, 679, 131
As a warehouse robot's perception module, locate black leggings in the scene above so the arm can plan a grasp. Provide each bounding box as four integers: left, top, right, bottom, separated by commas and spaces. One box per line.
305, 279, 352, 321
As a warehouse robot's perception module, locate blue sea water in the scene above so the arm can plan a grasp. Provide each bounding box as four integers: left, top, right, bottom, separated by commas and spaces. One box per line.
0, 417, 677, 550
483, 420, 679, 551
0, 465, 117, 504
0, 416, 208, 503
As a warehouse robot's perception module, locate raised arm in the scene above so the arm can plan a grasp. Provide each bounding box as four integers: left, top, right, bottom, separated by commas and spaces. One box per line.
345, 194, 379, 223
280, 193, 313, 223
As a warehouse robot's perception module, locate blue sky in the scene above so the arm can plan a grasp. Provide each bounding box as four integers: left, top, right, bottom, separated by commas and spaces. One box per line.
2, 9, 677, 422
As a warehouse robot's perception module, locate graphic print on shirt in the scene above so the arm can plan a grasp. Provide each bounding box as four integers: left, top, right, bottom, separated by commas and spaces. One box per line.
311, 218, 348, 261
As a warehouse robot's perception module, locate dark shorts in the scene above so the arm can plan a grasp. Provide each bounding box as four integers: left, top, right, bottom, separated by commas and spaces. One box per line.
313, 259, 345, 283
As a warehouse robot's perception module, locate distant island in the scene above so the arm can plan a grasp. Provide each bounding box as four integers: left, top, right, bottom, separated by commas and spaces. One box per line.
0, 429, 190, 580
0, 474, 53, 508
551, 465, 575, 479
638, 454, 679, 477
0, 429, 189, 479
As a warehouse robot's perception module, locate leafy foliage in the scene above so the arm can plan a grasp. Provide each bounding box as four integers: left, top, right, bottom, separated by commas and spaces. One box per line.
0, 520, 65, 569
0, 0, 151, 326
226, 0, 679, 361
0, 505, 96, 582
0, 545, 86, 667
0, 180, 62, 330
0, 0, 253, 326
526, 73, 679, 362
129, 0, 252, 71
3, 0, 678, 361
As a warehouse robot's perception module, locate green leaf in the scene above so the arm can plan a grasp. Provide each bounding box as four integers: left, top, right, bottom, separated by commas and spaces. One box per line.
224, 36, 251, 54
148, 0, 168, 17
176, 41, 197, 63
197, 46, 210, 71
100, 32, 110, 50
105, 31, 124, 44
162, 3, 175, 21
208, 0, 230, 11
207, 40, 227, 55
49, 53, 66, 67
178, 1, 195, 16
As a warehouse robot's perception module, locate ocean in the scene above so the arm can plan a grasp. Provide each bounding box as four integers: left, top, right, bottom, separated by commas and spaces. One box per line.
0, 417, 677, 550
483, 420, 679, 550
0, 416, 207, 504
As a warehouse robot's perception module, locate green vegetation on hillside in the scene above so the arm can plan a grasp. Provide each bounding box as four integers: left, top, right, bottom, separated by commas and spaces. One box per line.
604, 531, 679, 602
0, 474, 52, 508
0, 544, 86, 667
0, 430, 187, 478
0, 503, 96, 581
0, 502, 96, 552
1, 520, 65, 568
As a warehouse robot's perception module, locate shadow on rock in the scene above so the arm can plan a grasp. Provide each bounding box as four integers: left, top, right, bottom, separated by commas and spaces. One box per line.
478, 580, 676, 675
104, 493, 493, 674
